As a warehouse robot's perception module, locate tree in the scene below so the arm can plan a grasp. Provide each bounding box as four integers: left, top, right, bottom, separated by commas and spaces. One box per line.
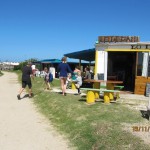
13, 58, 39, 70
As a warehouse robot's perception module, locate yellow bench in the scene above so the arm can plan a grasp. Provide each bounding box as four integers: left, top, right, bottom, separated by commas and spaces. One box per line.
114, 85, 124, 98
80, 88, 120, 104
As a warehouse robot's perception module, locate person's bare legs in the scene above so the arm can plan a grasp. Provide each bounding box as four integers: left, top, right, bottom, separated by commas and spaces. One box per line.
75, 84, 80, 94
47, 82, 51, 89
17, 88, 24, 100
60, 78, 67, 95
29, 88, 32, 97
18, 88, 25, 96
63, 78, 67, 95
44, 81, 47, 89
60, 78, 64, 94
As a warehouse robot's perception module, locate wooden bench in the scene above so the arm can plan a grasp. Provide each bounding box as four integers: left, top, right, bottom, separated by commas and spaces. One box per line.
80, 88, 120, 104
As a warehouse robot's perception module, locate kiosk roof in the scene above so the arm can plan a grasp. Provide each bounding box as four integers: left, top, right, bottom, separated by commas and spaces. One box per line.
64, 48, 95, 61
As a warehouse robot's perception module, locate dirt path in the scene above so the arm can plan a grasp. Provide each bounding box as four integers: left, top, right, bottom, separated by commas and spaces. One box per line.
0, 72, 70, 150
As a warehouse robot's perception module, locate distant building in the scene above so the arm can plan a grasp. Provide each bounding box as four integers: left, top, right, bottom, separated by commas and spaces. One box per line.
0, 62, 19, 70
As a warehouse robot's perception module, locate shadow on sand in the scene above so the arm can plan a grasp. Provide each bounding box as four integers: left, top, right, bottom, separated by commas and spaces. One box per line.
140, 110, 150, 120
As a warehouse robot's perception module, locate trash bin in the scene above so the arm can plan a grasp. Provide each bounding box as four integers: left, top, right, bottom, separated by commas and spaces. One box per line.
97, 73, 104, 80
145, 83, 150, 97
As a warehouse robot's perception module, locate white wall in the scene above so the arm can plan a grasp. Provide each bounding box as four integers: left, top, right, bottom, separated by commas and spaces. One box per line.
49, 67, 55, 78
142, 52, 149, 77
95, 44, 108, 80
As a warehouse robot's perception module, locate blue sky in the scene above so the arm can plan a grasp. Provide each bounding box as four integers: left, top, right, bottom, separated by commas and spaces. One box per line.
0, 0, 150, 62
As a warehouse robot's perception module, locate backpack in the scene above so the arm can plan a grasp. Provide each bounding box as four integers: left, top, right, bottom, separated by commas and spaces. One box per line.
49, 73, 53, 82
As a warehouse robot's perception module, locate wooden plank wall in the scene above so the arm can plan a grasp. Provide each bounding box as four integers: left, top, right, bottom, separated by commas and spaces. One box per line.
134, 76, 150, 95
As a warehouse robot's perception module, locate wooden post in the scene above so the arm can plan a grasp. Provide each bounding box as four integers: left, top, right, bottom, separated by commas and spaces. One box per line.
135, 52, 138, 77
89, 61, 91, 68
79, 59, 81, 69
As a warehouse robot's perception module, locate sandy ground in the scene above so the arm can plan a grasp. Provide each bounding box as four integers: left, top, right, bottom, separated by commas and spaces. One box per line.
119, 95, 150, 145
0, 72, 70, 150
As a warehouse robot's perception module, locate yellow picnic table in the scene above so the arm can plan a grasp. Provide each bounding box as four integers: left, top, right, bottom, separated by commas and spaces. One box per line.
83, 79, 123, 103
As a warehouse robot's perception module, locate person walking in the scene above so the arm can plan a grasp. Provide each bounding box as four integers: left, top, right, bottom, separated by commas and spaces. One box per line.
66, 73, 72, 89
57, 57, 73, 96
75, 71, 82, 94
43, 67, 51, 90
17, 62, 34, 100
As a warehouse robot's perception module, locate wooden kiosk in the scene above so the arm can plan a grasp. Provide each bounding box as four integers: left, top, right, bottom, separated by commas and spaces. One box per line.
95, 36, 150, 95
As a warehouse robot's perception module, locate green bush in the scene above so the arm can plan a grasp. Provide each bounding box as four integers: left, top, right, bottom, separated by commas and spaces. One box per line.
14, 61, 28, 70
0, 70, 3, 76
13, 58, 39, 71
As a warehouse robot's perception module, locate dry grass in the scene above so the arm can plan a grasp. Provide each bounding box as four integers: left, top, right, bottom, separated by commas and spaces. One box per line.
16, 70, 150, 150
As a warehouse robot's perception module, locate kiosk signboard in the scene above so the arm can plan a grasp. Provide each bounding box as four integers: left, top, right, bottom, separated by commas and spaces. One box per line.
98, 36, 140, 43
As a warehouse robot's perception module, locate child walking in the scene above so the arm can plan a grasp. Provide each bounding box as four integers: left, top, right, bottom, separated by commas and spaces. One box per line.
44, 67, 51, 90
75, 72, 82, 94
66, 73, 72, 89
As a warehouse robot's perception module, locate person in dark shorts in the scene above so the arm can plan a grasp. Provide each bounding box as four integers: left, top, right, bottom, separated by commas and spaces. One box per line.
17, 62, 34, 100
57, 57, 73, 96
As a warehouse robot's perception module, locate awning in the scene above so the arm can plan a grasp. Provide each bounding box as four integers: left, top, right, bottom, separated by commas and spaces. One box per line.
105, 49, 150, 52
34, 59, 61, 64
64, 48, 95, 61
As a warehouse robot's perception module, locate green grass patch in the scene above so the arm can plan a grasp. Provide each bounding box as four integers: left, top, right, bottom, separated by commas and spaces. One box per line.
16, 72, 150, 150
0, 70, 3, 76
